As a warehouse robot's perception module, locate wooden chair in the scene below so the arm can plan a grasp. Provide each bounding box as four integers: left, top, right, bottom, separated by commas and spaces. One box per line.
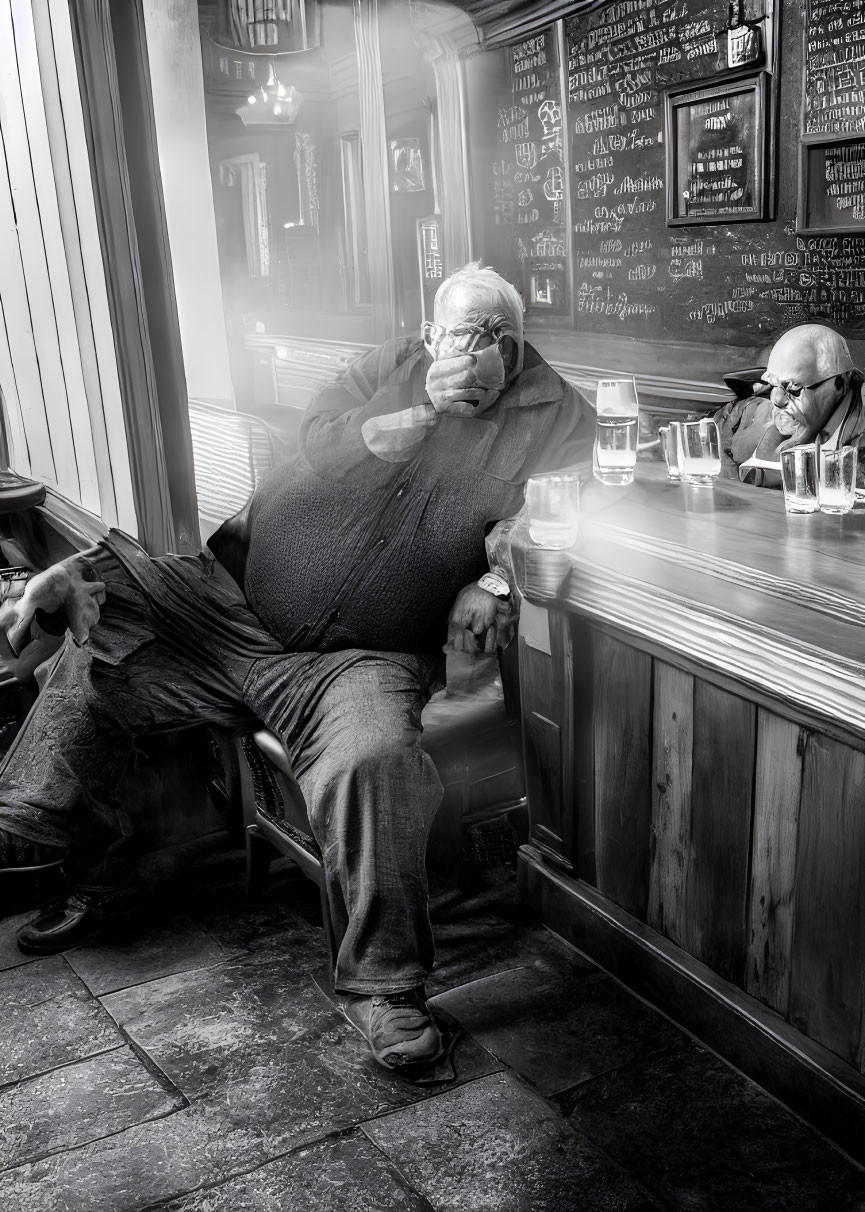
235, 651, 525, 966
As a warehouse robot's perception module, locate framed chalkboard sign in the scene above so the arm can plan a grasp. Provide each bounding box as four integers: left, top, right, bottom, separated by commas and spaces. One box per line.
665, 76, 767, 226
798, 136, 865, 235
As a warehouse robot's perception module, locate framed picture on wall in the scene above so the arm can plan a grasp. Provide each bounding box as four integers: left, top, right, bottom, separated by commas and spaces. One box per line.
665, 75, 768, 226
798, 135, 865, 234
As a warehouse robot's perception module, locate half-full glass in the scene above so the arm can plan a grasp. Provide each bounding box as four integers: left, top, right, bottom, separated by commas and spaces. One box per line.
593, 378, 639, 486
526, 472, 580, 548
676, 418, 721, 485
819, 445, 856, 515
780, 444, 818, 514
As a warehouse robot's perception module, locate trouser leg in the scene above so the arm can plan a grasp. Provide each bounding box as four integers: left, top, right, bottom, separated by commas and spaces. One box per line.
244, 649, 443, 994
0, 549, 270, 889
0, 640, 136, 885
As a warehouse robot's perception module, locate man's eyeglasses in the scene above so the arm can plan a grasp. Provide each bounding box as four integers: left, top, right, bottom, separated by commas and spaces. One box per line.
422, 320, 501, 356
763, 373, 835, 398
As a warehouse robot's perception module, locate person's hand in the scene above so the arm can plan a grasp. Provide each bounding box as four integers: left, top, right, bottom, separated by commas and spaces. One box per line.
0, 560, 106, 655
426, 347, 505, 418
361, 403, 439, 461
0, 623, 65, 686
447, 582, 515, 655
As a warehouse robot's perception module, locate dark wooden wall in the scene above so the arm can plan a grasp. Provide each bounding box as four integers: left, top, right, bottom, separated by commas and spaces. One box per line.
520, 616, 865, 1073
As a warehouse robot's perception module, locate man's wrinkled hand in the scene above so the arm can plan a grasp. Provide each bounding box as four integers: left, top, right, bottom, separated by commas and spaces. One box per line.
447, 583, 515, 656
426, 354, 501, 418
0, 561, 105, 655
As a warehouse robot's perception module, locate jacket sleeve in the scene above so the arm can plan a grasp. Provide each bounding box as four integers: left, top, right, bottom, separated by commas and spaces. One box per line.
299, 338, 426, 475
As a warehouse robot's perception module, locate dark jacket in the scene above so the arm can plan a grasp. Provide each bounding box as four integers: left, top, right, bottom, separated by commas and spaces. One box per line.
208, 338, 590, 653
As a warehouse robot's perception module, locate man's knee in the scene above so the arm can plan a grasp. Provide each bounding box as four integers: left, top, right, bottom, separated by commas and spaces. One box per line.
304, 727, 441, 829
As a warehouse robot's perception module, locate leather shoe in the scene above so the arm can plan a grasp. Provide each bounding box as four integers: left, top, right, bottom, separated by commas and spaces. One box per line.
16, 877, 144, 955
341, 987, 443, 1073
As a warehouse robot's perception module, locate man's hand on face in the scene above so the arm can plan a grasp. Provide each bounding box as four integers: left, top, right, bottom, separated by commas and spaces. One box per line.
426, 344, 506, 419
0, 560, 106, 655
447, 583, 515, 656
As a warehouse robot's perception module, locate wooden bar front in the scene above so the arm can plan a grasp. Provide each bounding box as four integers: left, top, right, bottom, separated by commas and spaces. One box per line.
510, 465, 865, 1160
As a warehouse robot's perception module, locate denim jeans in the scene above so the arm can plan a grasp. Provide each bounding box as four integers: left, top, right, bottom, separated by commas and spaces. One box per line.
0, 546, 443, 994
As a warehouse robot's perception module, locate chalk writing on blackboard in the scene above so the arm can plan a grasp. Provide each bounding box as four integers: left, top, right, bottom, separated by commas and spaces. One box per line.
804, 0, 865, 136
491, 27, 567, 311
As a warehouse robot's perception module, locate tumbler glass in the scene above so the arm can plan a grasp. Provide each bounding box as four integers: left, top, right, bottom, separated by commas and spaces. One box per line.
676, 418, 722, 485
593, 378, 639, 486
526, 472, 580, 548
780, 445, 819, 514
818, 445, 856, 515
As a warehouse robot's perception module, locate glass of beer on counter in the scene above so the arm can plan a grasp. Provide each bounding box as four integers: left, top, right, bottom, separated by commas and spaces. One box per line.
818, 445, 857, 515
526, 471, 580, 548
593, 378, 639, 485
676, 418, 722, 485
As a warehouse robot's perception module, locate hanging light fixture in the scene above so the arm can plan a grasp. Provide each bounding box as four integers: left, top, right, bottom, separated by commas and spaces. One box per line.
245, 60, 302, 121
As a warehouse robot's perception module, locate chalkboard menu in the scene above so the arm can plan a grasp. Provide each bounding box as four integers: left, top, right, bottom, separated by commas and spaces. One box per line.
558, 0, 865, 344
803, 0, 865, 136
493, 28, 568, 315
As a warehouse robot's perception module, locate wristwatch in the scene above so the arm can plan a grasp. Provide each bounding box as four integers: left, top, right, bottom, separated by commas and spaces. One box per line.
477, 566, 510, 601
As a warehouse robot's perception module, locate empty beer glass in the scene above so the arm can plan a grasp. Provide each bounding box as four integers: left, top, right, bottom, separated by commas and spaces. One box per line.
780, 445, 819, 514
526, 471, 580, 548
676, 418, 721, 485
593, 378, 639, 486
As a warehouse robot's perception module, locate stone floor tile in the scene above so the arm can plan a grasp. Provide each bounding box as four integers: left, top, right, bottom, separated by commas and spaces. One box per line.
161, 1129, 434, 1212
189, 877, 328, 967
0, 954, 80, 1008
427, 912, 595, 998
364, 1071, 660, 1212
0, 956, 121, 1085
2, 993, 119, 1087
562, 1038, 865, 1211
0, 1046, 182, 1172
0, 911, 36, 971
103, 956, 500, 1145
0, 1101, 267, 1212
432, 966, 683, 1096
65, 915, 229, 996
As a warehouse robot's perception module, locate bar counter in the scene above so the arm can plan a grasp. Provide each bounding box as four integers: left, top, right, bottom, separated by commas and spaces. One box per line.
509, 463, 865, 1159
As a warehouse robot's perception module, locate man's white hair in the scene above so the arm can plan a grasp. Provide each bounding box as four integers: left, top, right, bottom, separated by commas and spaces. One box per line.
434, 261, 525, 374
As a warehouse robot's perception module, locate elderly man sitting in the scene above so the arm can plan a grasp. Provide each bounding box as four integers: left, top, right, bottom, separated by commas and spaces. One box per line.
713, 323, 865, 487
0, 262, 589, 1074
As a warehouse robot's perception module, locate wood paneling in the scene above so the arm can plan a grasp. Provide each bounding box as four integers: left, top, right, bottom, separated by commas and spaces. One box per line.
519, 609, 573, 869
649, 667, 756, 984
689, 680, 756, 985
746, 711, 804, 1014
571, 616, 596, 884
649, 662, 694, 948
592, 633, 652, 919
789, 736, 865, 1069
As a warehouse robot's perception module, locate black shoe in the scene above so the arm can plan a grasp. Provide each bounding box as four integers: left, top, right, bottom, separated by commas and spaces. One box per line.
16, 877, 144, 954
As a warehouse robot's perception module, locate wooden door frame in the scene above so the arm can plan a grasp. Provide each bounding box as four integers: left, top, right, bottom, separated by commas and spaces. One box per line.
67, 0, 200, 554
